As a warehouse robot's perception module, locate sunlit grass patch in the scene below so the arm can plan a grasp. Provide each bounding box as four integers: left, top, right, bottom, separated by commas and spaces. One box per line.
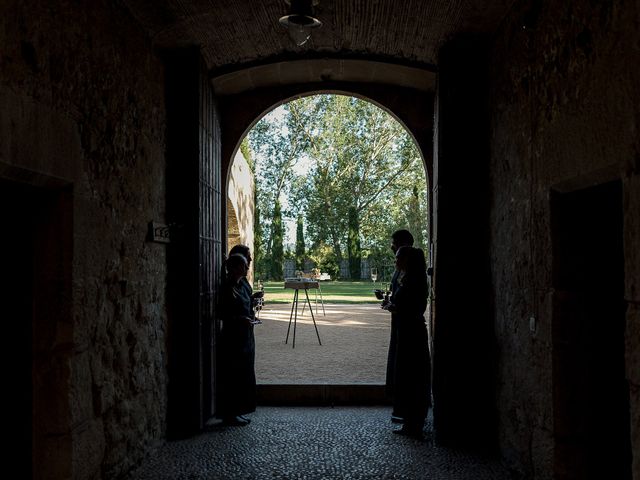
257, 280, 383, 304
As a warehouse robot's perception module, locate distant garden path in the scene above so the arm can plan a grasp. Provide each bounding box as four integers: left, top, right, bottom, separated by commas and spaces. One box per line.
254, 303, 390, 384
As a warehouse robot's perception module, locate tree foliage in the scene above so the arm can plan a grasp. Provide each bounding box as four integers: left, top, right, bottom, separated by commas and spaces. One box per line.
246, 94, 429, 280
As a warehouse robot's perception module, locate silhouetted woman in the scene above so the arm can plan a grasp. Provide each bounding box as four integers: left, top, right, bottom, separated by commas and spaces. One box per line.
217, 253, 256, 426
383, 246, 431, 438
228, 244, 264, 310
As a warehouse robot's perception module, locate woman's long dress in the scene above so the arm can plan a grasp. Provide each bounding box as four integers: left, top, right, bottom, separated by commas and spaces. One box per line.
217, 278, 256, 418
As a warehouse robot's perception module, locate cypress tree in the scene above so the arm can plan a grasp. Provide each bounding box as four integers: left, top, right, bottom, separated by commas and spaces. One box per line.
295, 215, 306, 271
253, 182, 264, 280
269, 200, 284, 280
347, 206, 361, 280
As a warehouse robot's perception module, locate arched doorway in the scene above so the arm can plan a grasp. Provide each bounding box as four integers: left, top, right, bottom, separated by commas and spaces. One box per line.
223, 92, 431, 401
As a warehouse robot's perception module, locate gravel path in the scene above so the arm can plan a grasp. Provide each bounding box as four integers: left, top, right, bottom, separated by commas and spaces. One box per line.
255, 303, 392, 384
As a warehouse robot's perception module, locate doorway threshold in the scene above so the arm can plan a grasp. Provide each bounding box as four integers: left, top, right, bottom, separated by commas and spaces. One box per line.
257, 384, 389, 406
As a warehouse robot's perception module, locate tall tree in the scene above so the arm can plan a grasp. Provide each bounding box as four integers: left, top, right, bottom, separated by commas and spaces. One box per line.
247, 104, 308, 275
295, 215, 305, 271
245, 94, 429, 280
269, 200, 284, 280
253, 181, 265, 280
289, 95, 421, 273
347, 206, 361, 279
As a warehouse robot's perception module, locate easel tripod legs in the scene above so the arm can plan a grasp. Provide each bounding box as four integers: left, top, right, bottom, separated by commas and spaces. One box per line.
285, 289, 299, 348
304, 289, 322, 346
285, 288, 321, 348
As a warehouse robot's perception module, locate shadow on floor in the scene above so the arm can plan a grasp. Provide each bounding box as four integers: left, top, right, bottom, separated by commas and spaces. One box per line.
126, 407, 512, 480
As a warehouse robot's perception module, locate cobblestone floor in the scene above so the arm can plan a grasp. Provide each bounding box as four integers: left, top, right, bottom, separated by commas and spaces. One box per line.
126, 407, 512, 480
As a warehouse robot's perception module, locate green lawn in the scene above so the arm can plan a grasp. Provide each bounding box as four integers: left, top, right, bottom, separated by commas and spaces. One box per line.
256, 280, 386, 304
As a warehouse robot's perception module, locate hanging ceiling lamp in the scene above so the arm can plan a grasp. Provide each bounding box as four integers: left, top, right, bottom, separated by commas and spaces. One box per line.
279, 0, 322, 47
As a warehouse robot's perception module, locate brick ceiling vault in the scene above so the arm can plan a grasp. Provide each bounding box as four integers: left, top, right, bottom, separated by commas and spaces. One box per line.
123, 0, 516, 94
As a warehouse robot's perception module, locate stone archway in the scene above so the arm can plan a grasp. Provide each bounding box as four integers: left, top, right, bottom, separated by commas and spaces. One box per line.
222, 91, 432, 397
226, 198, 241, 248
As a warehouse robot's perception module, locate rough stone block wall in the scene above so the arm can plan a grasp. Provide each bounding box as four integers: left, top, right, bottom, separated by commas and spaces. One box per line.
0, 1, 168, 478
489, 0, 640, 477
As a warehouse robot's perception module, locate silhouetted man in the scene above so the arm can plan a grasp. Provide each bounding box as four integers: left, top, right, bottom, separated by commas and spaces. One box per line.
385, 229, 414, 423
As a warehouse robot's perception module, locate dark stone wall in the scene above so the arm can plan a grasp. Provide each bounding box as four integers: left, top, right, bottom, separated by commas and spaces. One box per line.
488, 0, 640, 477
0, 1, 168, 478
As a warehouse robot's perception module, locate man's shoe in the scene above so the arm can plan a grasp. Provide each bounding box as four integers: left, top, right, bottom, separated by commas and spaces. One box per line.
391, 415, 404, 424
222, 416, 249, 426
238, 415, 252, 424
393, 425, 424, 439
